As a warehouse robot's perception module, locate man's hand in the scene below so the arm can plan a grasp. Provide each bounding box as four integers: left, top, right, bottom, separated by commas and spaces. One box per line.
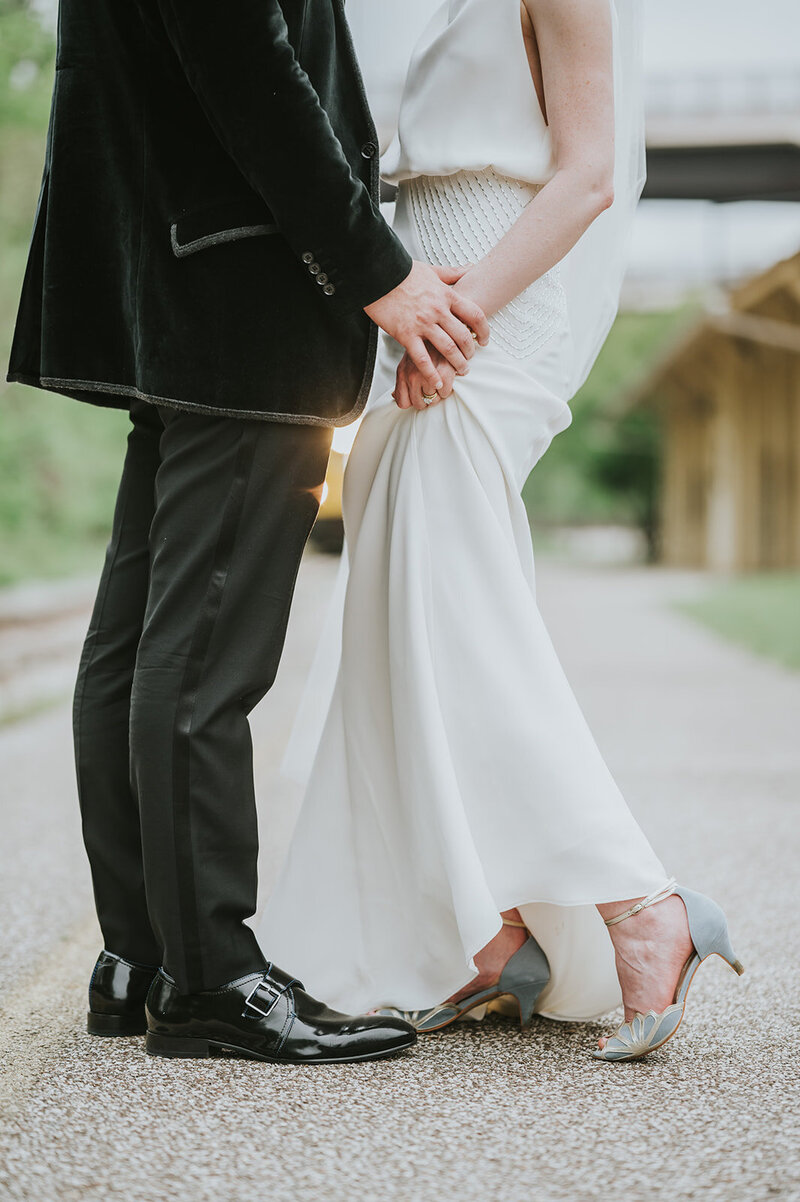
392, 346, 457, 411
365, 262, 489, 397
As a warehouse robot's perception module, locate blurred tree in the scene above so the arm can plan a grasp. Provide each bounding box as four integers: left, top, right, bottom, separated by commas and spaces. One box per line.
0, 1, 129, 585
588, 408, 662, 561
523, 307, 691, 553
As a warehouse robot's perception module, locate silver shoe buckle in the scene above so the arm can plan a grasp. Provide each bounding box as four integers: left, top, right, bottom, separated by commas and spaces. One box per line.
243, 977, 283, 1020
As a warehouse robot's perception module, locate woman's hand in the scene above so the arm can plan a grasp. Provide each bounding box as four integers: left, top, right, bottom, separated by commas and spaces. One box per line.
393, 346, 457, 411
366, 263, 488, 396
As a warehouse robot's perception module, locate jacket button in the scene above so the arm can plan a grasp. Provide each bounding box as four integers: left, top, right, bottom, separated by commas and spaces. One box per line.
309, 262, 320, 275
323, 283, 336, 296
361, 141, 378, 159
302, 251, 314, 264
316, 272, 328, 285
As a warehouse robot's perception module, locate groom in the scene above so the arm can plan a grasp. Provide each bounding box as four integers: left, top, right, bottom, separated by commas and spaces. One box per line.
7, 0, 487, 1064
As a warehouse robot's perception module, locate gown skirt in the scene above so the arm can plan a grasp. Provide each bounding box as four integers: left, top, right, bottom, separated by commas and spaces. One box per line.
258, 168, 669, 1022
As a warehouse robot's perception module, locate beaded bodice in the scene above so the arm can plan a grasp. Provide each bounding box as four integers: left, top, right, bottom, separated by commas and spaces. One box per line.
406, 168, 566, 360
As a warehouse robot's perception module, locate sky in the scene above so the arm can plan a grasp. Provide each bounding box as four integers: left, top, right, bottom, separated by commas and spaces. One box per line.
642, 0, 800, 74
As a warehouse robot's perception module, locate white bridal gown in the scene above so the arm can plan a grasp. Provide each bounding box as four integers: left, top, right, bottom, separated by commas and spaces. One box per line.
258, 0, 669, 1021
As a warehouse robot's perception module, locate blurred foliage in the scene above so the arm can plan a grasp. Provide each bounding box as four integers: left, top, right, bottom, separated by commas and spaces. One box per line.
523, 308, 692, 558
675, 574, 800, 672
0, 1, 129, 586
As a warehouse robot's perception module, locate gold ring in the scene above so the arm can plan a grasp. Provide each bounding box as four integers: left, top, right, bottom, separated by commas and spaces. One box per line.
471, 331, 479, 342
422, 391, 438, 404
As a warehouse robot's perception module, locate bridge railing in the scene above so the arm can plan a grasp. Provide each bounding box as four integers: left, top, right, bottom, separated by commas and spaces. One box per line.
646, 70, 800, 120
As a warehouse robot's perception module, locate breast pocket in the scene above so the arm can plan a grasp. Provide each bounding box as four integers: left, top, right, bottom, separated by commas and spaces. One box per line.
170, 197, 280, 259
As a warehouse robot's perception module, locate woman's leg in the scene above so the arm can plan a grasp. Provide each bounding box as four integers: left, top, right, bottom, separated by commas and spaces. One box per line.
595, 895, 693, 1043
446, 894, 693, 1031
446, 910, 528, 1005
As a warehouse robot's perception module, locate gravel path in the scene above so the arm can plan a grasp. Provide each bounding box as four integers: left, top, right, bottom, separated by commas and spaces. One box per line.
1, 552, 798, 1202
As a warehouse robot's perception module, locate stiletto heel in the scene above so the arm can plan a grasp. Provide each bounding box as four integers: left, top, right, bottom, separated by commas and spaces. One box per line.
594, 882, 744, 1063
375, 919, 550, 1034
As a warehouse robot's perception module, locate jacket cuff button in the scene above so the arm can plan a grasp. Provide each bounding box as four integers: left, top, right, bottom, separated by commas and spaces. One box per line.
361, 141, 378, 160
323, 283, 336, 296
302, 251, 314, 264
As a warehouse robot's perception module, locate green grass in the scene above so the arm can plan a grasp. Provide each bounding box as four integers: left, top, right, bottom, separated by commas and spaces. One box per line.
0, 390, 129, 585
675, 574, 800, 673
0, 3, 129, 586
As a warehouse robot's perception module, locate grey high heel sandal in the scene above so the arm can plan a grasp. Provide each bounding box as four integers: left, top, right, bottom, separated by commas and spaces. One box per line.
375, 919, 550, 1034
594, 880, 745, 1062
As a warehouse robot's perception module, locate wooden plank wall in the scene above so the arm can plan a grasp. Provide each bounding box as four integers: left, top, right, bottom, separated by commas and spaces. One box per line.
657, 265, 800, 572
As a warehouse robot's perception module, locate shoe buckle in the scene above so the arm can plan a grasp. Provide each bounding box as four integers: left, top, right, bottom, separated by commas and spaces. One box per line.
243, 976, 283, 1020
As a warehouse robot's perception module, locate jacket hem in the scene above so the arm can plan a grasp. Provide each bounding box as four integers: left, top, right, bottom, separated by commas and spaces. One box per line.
6, 330, 379, 426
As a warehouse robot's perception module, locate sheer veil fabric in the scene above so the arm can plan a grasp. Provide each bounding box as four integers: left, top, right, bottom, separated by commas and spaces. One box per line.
559, 0, 646, 394
261, 0, 666, 1022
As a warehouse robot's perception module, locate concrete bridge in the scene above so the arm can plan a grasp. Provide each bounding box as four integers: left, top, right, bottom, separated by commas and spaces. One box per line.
644, 69, 800, 202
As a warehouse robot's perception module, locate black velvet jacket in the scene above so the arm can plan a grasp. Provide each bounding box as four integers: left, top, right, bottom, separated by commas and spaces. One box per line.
7, 0, 413, 424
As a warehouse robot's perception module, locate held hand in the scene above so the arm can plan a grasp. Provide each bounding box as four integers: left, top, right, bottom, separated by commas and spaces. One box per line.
392, 347, 457, 411
365, 261, 489, 397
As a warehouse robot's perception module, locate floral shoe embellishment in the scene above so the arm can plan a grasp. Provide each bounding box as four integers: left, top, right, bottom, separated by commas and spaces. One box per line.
592, 1004, 684, 1061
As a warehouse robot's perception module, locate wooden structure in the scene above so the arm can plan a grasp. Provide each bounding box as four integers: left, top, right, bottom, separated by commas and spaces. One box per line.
631, 252, 800, 571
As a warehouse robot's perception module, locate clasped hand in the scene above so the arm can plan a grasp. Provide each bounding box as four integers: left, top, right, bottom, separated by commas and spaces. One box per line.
392, 345, 456, 411
364, 261, 489, 407
392, 266, 487, 411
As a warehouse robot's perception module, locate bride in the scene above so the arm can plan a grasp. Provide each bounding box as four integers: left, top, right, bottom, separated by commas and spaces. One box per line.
259, 0, 743, 1062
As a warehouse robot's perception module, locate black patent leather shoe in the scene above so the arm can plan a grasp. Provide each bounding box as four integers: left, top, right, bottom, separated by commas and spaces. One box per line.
145, 962, 416, 1064
88, 950, 158, 1036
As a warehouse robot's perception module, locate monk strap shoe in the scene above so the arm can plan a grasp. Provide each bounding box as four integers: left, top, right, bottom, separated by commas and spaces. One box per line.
145, 963, 416, 1064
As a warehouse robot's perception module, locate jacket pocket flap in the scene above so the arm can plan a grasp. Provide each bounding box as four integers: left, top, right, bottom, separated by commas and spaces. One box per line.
171, 198, 279, 258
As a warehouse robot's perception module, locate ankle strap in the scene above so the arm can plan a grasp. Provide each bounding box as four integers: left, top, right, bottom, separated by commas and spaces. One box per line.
604, 879, 677, 927
502, 918, 528, 928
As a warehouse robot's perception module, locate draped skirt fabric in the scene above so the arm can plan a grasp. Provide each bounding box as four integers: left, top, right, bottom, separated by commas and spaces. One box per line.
257, 171, 668, 1020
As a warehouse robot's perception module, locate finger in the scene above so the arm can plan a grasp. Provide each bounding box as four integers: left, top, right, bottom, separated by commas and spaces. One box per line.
451, 294, 490, 345
440, 311, 477, 362
427, 325, 470, 376
436, 370, 456, 400
411, 382, 432, 410
395, 376, 411, 409
406, 337, 445, 395
403, 370, 421, 411
432, 264, 471, 285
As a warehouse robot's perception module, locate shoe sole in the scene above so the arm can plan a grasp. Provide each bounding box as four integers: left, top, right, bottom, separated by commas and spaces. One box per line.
145, 1030, 416, 1064
87, 1012, 147, 1037
381, 988, 542, 1034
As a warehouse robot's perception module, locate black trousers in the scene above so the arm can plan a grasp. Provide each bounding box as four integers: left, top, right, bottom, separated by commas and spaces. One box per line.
74, 400, 331, 992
